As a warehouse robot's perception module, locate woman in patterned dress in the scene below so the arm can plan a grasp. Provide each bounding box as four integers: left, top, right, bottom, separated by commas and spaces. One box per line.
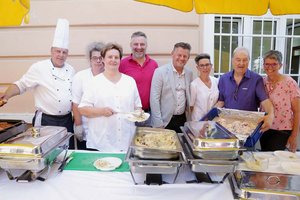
260, 50, 300, 152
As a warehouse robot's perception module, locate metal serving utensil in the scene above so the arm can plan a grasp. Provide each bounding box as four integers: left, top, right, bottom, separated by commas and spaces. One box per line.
250, 151, 259, 163
115, 110, 144, 118
58, 156, 73, 172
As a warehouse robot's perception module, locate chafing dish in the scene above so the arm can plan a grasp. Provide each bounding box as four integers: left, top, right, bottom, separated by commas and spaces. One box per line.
182, 121, 243, 160
0, 119, 28, 143
230, 170, 300, 199
178, 131, 240, 183
201, 108, 265, 147
130, 127, 183, 160
0, 126, 72, 182
182, 139, 239, 174
126, 146, 186, 185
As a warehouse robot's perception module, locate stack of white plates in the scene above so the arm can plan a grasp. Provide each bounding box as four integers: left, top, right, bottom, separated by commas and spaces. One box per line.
274, 151, 300, 175
255, 153, 279, 167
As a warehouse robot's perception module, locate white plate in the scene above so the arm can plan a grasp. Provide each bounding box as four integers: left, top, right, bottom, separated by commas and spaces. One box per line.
93, 157, 122, 171
281, 162, 300, 174
274, 151, 299, 161
126, 113, 150, 122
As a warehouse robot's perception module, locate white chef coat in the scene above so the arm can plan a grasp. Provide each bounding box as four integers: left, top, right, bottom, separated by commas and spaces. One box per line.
15, 59, 75, 115
79, 73, 142, 152
190, 76, 219, 121
72, 68, 94, 140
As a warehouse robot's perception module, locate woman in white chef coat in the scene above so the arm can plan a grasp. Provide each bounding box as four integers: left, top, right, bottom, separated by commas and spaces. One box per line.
78, 43, 142, 152
190, 53, 219, 121
72, 42, 105, 150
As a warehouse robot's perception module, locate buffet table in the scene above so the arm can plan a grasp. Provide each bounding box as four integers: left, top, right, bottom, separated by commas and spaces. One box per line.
0, 150, 235, 200
1, 119, 298, 200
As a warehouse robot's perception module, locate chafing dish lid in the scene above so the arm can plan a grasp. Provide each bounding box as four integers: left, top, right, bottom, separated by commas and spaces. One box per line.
0, 126, 68, 156
185, 121, 236, 139
184, 121, 241, 149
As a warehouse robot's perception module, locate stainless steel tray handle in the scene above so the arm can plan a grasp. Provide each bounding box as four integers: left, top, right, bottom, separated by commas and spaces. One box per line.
135, 163, 175, 168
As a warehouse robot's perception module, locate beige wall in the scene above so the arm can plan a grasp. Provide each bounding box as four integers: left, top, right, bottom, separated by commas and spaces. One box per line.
0, 0, 204, 121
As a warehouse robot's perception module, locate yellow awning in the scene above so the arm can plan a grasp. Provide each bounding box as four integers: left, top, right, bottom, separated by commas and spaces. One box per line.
270, 0, 300, 15
136, 0, 193, 12
0, 0, 30, 26
136, 0, 300, 16
195, 0, 269, 16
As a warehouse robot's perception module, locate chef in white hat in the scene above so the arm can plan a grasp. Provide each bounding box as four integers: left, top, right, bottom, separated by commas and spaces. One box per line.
0, 18, 76, 149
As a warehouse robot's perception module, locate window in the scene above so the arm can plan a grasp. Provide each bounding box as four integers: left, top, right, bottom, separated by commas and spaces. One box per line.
211, 14, 300, 86
251, 19, 277, 74
214, 17, 241, 76
285, 18, 300, 84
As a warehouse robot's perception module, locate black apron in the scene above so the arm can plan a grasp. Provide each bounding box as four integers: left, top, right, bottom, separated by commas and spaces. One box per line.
32, 112, 75, 149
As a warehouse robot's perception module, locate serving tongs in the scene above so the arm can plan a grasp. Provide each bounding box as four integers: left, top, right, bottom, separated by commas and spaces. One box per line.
242, 151, 258, 163
58, 156, 73, 172
114, 110, 144, 117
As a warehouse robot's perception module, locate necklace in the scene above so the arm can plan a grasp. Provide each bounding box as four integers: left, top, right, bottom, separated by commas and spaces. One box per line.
267, 75, 281, 92
270, 83, 276, 90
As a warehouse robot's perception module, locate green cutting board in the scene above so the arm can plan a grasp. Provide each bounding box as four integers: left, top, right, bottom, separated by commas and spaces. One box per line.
64, 152, 130, 172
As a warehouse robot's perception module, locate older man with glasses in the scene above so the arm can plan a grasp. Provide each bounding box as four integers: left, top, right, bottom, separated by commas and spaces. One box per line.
216, 47, 274, 133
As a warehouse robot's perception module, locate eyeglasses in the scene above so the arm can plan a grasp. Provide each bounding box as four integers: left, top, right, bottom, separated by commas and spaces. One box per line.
263, 63, 279, 68
91, 56, 102, 62
198, 63, 212, 68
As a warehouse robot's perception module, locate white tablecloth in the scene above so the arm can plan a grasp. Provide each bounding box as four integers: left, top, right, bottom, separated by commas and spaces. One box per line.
0, 151, 235, 200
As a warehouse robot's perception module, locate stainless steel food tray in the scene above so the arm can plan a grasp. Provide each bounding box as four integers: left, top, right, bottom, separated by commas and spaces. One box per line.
0, 126, 68, 156
126, 146, 186, 185
230, 170, 300, 199
181, 122, 243, 160
0, 134, 71, 171
0, 119, 28, 143
126, 147, 186, 174
179, 133, 240, 173
130, 127, 183, 159
201, 107, 265, 147
0, 126, 72, 171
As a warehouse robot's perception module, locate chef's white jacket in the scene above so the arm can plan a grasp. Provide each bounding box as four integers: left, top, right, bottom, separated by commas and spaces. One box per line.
15, 59, 75, 115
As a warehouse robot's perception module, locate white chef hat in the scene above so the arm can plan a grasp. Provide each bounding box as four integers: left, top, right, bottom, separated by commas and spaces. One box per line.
52, 18, 69, 49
